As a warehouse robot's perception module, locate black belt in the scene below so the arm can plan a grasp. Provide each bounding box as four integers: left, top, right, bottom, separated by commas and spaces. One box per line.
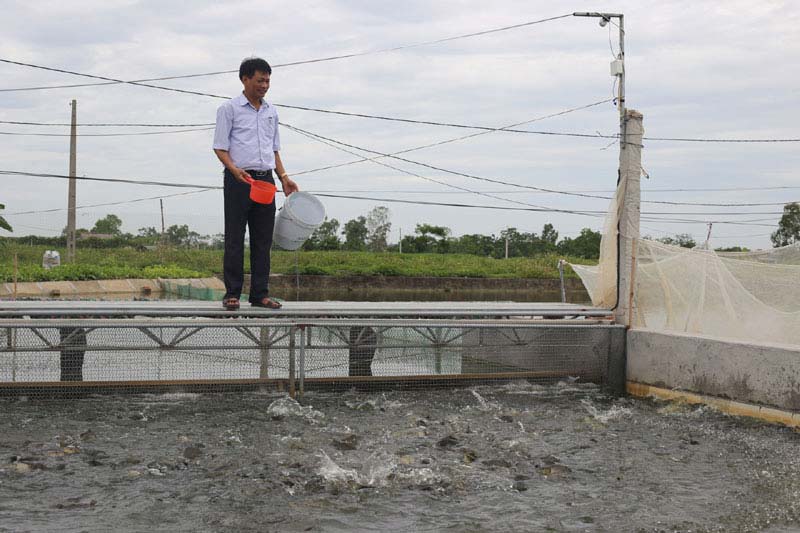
244, 169, 273, 176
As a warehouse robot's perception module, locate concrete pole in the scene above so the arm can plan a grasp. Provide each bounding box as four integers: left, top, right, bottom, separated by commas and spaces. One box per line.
66, 100, 77, 262
614, 109, 643, 326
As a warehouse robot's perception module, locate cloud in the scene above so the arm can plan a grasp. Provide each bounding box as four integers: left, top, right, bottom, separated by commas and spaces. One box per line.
0, 0, 798, 249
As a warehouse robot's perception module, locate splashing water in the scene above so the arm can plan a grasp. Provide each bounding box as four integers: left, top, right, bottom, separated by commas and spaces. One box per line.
580, 399, 632, 423
267, 396, 325, 422
317, 450, 398, 487
470, 389, 502, 411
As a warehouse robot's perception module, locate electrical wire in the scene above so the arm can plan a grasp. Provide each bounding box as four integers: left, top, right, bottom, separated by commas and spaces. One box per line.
290, 98, 614, 176
0, 120, 215, 127
283, 122, 800, 208
3, 188, 216, 216
3, 58, 797, 143
0, 13, 572, 92
0, 127, 215, 137
0, 14, 574, 92
0, 169, 784, 228
284, 123, 603, 217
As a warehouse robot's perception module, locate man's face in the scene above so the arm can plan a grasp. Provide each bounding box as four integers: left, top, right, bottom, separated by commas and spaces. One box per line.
242, 70, 270, 99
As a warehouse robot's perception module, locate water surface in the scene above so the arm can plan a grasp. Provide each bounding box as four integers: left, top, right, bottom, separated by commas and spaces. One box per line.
1, 383, 798, 532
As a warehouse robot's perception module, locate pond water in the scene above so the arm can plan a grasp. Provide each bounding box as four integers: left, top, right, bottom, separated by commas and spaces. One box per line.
1, 383, 798, 532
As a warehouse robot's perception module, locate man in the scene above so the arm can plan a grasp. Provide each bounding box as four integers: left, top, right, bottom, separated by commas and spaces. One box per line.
213, 57, 299, 310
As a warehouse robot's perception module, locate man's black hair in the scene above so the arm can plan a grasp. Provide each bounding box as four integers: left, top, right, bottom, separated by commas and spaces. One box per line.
239, 57, 272, 80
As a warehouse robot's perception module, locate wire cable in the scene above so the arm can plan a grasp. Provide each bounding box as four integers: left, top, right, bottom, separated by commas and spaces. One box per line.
0, 14, 573, 92
3, 188, 216, 216
2, 58, 797, 143
0, 120, 215, 127
290, 98, 614, 176
0, 127, 215, 137
283, 123, 609, 218
0, 169, 784, 228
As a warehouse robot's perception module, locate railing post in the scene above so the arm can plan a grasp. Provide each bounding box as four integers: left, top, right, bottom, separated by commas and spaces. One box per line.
298, 326, 305, 397
259, 326, 270, 379
557, 259, 567, 303
288, 326, 296, 398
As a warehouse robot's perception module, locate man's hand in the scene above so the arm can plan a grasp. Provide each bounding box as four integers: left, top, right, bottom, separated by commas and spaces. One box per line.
232, 167, 252, 184
280, 175, 300, 196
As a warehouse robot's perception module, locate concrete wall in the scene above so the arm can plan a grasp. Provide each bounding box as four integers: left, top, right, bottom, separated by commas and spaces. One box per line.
244, 274, 590, 303
1, 278, 224, 299
628, 329, 800, 411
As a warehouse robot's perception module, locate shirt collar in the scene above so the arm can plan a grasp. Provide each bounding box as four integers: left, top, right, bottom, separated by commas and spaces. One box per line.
236, 92, 268, 109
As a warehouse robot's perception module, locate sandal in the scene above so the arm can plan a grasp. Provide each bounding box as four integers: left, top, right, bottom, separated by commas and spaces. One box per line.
250, 297, 283, 309
222, 297, 240, 311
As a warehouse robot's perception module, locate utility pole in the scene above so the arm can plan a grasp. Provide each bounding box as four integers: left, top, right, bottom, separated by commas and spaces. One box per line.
573, 13, 642, 326
573, 12, 625, 138
160, 199, 166, 234
505, 234, 509, 259
704, 222, 713, 249
159, 198, 167, 258
66, 99, 77, 262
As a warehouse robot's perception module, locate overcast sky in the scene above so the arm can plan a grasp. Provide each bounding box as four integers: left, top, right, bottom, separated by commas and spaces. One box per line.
1, 0, 798, 249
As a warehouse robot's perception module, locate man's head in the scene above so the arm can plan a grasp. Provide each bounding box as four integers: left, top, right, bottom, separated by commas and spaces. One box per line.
239, 57, 272, 100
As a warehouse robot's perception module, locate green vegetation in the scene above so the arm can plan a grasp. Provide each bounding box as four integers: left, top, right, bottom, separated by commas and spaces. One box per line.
0, 242, 592, 283
276, 250, 589, 279
0, 209, 598, 282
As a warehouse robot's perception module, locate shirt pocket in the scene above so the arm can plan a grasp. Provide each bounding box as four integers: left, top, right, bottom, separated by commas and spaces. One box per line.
261, 114, 276, 137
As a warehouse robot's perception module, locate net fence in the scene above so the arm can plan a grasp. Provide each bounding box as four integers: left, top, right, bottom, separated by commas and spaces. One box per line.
0, 319, 620, 398
571, 157, 800, 348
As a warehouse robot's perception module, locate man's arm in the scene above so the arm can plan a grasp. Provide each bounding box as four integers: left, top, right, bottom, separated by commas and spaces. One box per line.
274, 151, 299, 195
213, 149, 251, 184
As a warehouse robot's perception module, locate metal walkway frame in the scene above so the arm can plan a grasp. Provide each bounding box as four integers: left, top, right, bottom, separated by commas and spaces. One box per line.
0, 302, 620, 397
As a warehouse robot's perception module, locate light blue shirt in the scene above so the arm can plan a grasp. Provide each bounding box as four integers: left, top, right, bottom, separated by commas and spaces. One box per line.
213, 93, 281, 171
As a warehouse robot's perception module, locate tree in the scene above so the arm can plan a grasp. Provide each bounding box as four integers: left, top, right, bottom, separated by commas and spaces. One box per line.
451, 233, 496, 256
771, 202, 800, 247
342, 216, 368, 251
657, 233, 696, 249
0, 203, 11, 232
366, 206, 391, 252
303, 217, 340, 250
137, 226, 160, 238
498, 227, 537, 258
165, 224, 201, 247
92, 214, 123, 235
401, 223, 451, 253
557, 228, 602, 259
541, 223, 558, 247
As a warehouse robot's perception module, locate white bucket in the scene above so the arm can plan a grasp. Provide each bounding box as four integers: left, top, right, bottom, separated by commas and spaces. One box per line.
273, 192, 326, 251
42, 250, 61, 270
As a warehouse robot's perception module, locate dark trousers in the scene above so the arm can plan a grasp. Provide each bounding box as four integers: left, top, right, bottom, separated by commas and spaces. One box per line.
223, 169, 276, 302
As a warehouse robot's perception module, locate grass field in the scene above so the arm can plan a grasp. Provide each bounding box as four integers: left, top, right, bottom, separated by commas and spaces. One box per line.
0, 243, 593, 283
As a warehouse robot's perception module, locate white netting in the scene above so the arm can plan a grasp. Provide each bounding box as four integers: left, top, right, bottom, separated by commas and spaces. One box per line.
570, 111, 800, 348
576, 234, 800, 347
